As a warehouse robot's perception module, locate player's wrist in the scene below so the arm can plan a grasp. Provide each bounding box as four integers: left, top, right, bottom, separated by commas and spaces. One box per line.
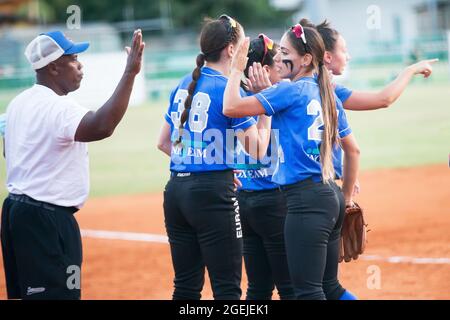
342, 186, 353, 202
230, 68, 244, 76
124, 68, 139, 77
405, 64, 417, 75
345, 199, 354, 207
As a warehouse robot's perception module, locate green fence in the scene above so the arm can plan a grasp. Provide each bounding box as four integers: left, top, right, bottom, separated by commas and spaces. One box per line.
1, 33, 449, 106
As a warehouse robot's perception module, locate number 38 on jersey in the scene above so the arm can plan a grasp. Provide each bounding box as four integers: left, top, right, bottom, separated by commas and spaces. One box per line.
170, 89, 211, 133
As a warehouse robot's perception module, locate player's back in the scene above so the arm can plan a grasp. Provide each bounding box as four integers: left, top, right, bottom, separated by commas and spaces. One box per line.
165, 66, 255, 173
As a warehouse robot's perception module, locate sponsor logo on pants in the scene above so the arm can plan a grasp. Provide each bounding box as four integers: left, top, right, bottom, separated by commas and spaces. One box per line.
232, 197, 242, 239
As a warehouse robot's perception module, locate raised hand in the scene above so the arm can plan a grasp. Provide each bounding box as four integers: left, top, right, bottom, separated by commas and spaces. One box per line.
248, 62, 272, 93
231, 37, 250, 73
233, 170, 243, 191
125, 29, 146, 76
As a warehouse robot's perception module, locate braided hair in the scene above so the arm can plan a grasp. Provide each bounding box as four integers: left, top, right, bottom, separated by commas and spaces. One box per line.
174, 16, 242, 146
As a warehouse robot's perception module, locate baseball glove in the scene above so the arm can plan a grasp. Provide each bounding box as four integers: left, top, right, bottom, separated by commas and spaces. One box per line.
339, 202, 369, 263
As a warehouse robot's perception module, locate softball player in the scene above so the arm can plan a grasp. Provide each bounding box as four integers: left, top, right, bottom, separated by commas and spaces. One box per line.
224, 24, 360, 300
299, 19, 437, 112
240, 35, 360, 300
235, 35, 295, 300
301, 17, 436, 200
157, 15, 272, 300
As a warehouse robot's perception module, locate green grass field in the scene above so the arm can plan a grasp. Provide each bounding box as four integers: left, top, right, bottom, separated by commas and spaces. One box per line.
0, 82, 448, 199
346, 82, 449, 169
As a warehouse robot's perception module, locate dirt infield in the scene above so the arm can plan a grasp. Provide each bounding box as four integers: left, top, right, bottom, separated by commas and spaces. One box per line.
1, 164, 449, 300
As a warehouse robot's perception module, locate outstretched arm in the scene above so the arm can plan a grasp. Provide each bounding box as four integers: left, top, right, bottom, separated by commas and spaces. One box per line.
343, 59, 438, 111
75, 29, 146, 142
236, 115, 272, 160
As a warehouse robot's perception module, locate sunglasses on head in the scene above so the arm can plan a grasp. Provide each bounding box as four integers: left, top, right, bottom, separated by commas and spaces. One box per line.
219, 14, 237, 29
259, 33, 274, 63
291, 24, 309, 52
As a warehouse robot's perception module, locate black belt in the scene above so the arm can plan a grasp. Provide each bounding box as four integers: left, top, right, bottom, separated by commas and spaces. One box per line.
8, 194, 78, 214
239, 187, 281, 194
280, 178, 318, 191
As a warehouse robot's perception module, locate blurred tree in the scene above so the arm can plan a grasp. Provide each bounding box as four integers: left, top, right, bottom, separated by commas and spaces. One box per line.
171, 0, 294, 28
40, 0, 160, 23
40, 0, 294, 28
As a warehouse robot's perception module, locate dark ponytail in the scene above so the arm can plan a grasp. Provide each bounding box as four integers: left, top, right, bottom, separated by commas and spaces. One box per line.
286, 25, 338, 182
174, 53, 205, 146
174, 16, 243, 146
317, 61, 338, 182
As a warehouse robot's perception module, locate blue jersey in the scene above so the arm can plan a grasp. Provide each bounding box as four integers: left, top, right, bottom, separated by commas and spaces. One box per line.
255, 77, 352, 186
235, 90, 279, 191
165, 66, 256, 173
334, 84, 353, 103
333, 84, 353, 178
235, 116, 279, 191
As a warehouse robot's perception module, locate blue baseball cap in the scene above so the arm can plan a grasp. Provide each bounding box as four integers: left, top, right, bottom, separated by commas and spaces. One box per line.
43, 31, 90, 55
24, 30, 90, 70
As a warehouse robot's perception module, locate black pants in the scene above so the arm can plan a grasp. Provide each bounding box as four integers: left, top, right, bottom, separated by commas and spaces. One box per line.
282, 179, 346, 300
326, 181, 347, 300
237, 189, 295, 300
1, 194, 82, 300
163, 171, 242, 300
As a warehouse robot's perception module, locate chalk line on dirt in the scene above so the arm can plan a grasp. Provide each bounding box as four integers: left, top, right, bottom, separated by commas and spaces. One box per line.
81, 229, 168, 244
80, 229, 450, 265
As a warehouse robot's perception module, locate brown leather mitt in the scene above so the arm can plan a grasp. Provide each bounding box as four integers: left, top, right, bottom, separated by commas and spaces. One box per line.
339, 202, 369, 263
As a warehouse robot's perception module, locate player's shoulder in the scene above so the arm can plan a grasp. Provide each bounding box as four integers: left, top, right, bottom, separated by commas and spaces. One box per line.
285, 78, 322, 111
296, 76, 319, 92
331, 89, 345, 113
334, 82, 350, 93
178, 72, 194, 89
6, 85, 45, 114
199, 67, 227, 92
261, 79, 296, 95
200, 66, 227, 81
334, 93, 344, 107
333, 83, 353, 103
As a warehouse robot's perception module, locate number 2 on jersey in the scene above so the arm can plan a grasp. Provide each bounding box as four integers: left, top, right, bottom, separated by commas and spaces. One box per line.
307, 100, 323, 141
307, 99, 340, 141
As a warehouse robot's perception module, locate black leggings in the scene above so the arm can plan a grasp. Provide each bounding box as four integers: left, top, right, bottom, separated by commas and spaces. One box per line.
238, 189, 295, 300
163, 171, 242, 300
282, 179, 346, 300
